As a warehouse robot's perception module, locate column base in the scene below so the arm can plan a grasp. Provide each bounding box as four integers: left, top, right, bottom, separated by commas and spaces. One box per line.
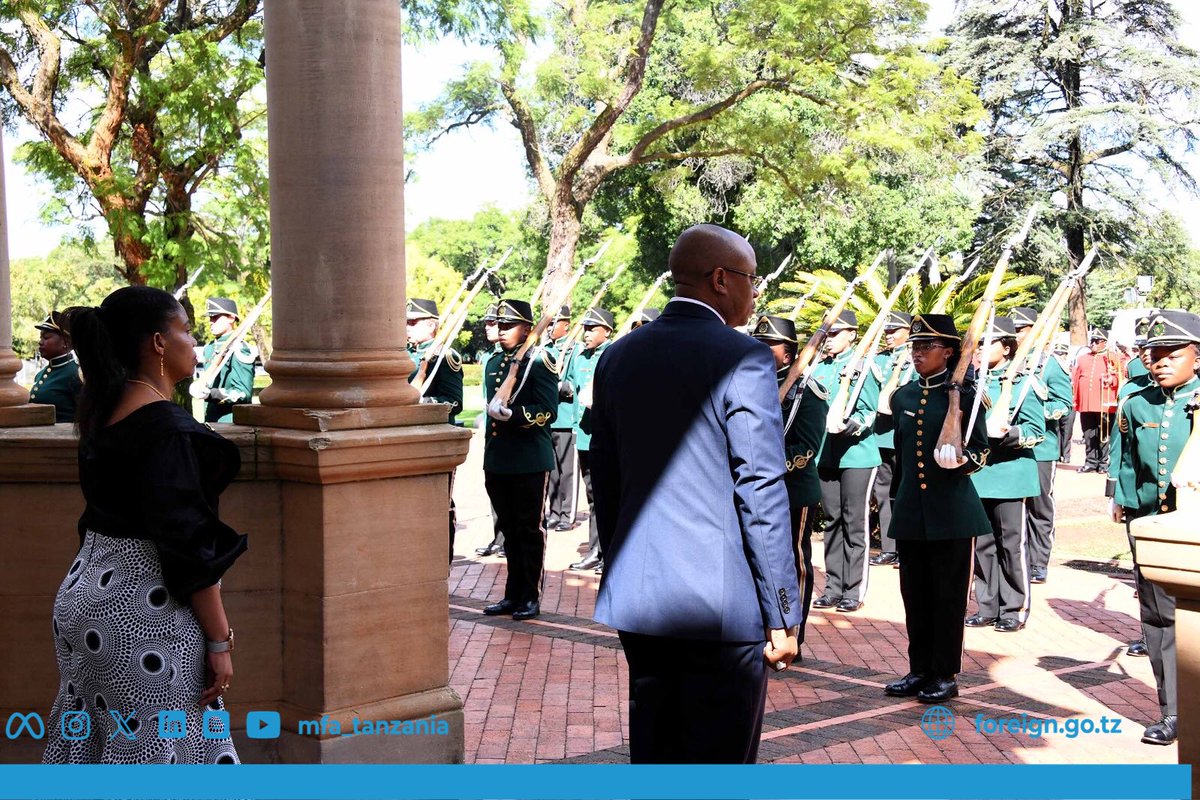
0, 404, 55, 428
235, 403, 449, 431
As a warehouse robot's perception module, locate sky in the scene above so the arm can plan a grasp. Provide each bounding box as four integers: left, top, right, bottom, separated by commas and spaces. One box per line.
2, 0, 1198, 260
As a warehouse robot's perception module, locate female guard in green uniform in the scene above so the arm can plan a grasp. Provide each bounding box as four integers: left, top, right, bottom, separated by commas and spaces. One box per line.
883, 314, 991, 704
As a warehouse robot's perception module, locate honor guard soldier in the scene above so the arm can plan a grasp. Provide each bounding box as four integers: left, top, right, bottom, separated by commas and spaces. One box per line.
753, 314, 829, 648
1072, 329, 1119, 472
883, 314, 991, 704
482, 299, 559, 620
405, 298, 464, 422
811, 309, 882, 613
1110, 310, 1200, 745
406, 298, 465, 562
871, 311, 913, 567
476, 303, 507, 558
199, 298, 256, 423
566, 307, 615, 572
1052, 340, 1076, 463
630, 308, 660, 330
1012, 307, 1072, 584
967, 316, 1045, 633
546, 306, 580, 531
29, 311, 82, 423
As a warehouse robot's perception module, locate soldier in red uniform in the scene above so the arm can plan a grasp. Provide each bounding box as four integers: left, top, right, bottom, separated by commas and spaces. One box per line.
1072, 329, 1119, 472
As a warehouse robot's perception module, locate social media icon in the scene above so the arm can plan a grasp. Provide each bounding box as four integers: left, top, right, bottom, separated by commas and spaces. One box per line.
60, 711, 91, 741
5, 712, 45, 740
202, 709, 230, 740
246, 711, 281, 739
158, 710, 187, 740
108, 710, 137, 741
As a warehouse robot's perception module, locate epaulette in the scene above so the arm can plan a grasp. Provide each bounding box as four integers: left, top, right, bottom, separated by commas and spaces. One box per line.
539, 346, 558, 372
235, 343, 258, 364
1030, 376, 1047, 402
1116, 395, 1131, 435
980, 390, 993, 410
870, 361, 884, 381
807, 378, 829, 401
444, 348, 462, 373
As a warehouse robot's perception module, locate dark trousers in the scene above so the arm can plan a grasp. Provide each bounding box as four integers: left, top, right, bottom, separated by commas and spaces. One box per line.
819, 466, 877, 603
897, 537, 974, 677
618, 630, 768, 764
1059, 410, 1076, 463
1127, 524, 1177, 717
873, 449, 897, 553
485, 503, 504, 550
547, 429, 578, 527
1079, 411, 1112, 470
789, 504, 817, 644
448, 471, 458, 563
1026, 461, 1056, 573
484, 471, 548, 604
578, 449, 600, 557
974, 498, 1031, 623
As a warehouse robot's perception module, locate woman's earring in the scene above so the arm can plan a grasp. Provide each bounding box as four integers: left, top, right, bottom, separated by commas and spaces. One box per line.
160, 352, 165, 377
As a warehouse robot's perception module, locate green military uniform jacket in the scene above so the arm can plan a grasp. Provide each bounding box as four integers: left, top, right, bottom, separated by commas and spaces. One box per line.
29, 353, 82, 423
565, 341, 609, 451
1033, 354, 1072, 462
1108, 371, 1155, 502
874, 344, 913, 450
889, 370, 992, 540
811, 349, 882, 469
1127, 356, 1150, 382
202, 333, 256, 424
780, 372, 829, 509
970, 364, 1045, 499
483, 345, 559, 474
1112, 376, 1200, 519
407, 340, 464, 424
548, 336, 578, 431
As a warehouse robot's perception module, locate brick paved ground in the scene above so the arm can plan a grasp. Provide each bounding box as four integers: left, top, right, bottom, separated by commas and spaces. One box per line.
449, 426, 1175, 765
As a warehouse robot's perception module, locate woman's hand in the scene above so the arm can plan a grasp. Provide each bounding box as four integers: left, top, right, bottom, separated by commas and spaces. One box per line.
199, 651, 233, 708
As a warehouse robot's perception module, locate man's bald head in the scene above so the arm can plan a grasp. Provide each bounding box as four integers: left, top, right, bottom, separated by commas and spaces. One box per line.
668, 224, 759, 328
669, 224, 755, 285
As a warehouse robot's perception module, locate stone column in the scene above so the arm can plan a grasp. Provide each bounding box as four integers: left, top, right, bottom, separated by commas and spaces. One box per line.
237, 0, 471, 763
244, 0, 417, 426
0, 133, 54, 427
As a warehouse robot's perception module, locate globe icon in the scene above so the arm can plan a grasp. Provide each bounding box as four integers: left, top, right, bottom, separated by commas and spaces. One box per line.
920, 705, 956, 740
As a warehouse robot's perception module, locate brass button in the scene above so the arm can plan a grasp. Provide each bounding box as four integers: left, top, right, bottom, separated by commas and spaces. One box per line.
916, 450, 923, 457
920, 399, 927, 405
1160, 468, 1168, 475
1160, 458, 1168, 464
918, 473, 926, 479
1163, 421, 1171, 428
1160, 481, 1167, 487
1162, 433, 1169, 440
920, 483, 928, 490
918, 462, 925, 468
1162, 505, 1170, 512
1160, 445, 1168, 451
922, 389, 929, 396
1165, 410, 1174, 417
1160, 493, 1167, 500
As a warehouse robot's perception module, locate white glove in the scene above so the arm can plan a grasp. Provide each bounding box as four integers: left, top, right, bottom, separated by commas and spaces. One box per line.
579, 381, 594, 410
487, 397, 513, 421
826, 417, 848, 435
986, 419, 1010, 439
188, 381, 209, 399
934, 444, 967, 470
1171, 470, 1198, 490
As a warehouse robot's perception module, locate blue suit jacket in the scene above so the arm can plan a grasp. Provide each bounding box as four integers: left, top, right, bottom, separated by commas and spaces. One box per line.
590, 300, 802, 642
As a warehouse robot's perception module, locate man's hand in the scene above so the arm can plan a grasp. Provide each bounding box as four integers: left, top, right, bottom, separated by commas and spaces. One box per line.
763, 625, 799, 671
1110, 500, 1124, 524
487, 397, 513, 421
934, 444, 967, 470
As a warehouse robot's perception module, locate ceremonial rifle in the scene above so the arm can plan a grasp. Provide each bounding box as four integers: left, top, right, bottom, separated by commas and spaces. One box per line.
554, 263, 628, 378
935, 205, 1039, 460
755, 253, 793, 297
931, 254, 982, 314
189, 290, 272, 399
492, 253, 597, 407
616, 271, 671, 338
173, 266, 205, 301
417, 264, 503, 396
994, 245, 1101, 426
777, 250, 887, 403
442, 249, 506, 331
786, 280, 821, 322
826, 247, 932, 429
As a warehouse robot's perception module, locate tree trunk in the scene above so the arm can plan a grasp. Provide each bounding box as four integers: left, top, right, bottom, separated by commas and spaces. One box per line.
542, 196, 583, 311
1061, 0, 1088, 346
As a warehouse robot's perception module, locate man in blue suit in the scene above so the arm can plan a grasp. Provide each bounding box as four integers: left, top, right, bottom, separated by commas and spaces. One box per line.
589, 224, 802, 764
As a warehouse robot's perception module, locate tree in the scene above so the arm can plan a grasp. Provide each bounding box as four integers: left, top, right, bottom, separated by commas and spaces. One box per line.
406, 0, 983, 300
0, 0, 265, 305
9, 239, 123, 357
946, 0, 1200, 342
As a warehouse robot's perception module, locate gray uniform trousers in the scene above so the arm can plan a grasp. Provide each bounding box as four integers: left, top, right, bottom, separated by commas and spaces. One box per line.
1026, 460, 1057, 573
1127, 523, 1177, 717
974, 498, 1032, 623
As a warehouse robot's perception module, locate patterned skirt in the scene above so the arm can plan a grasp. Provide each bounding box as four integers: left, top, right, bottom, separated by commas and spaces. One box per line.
42, 531, 239, 764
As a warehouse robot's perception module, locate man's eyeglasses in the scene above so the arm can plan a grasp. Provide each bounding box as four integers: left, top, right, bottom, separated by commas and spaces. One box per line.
704, 266, 758, 282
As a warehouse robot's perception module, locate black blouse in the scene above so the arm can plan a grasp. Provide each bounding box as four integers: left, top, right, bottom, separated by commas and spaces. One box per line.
77, 401, 248, 602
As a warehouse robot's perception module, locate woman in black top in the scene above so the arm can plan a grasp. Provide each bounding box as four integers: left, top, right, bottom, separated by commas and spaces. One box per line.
42, 287, 247, 764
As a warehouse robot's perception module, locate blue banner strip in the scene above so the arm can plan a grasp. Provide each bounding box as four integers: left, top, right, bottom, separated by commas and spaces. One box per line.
0, 764, 1189, 799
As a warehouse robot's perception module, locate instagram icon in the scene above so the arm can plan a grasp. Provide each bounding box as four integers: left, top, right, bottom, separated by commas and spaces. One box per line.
60, 711, 91, 742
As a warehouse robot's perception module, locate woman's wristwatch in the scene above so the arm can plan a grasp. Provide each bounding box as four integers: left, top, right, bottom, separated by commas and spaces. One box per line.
206, 627, 235, 653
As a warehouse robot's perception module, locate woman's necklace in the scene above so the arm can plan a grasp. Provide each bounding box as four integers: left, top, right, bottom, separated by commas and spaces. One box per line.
128, 379, 170, 402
